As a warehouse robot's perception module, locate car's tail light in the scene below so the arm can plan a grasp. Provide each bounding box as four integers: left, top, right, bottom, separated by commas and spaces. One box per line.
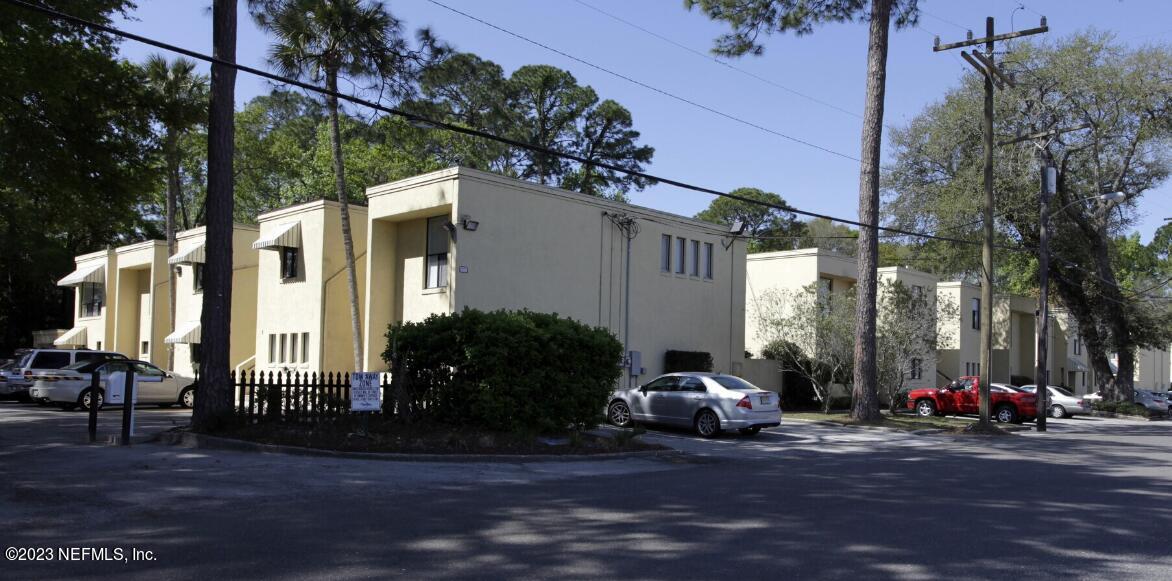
737, 396, 752, 410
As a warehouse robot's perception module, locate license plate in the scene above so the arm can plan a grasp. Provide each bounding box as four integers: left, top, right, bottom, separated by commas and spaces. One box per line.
759, 395, 770, 405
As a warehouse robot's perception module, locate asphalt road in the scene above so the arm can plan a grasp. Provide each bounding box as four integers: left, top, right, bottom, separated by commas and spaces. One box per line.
2, 402, 1171, 580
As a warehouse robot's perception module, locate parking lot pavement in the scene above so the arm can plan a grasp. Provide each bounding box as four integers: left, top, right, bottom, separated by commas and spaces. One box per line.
4, 403, 1172, 580
0, 401, 190, 455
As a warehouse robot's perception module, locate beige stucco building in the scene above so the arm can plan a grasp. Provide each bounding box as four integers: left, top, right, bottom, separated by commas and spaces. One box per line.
55, 248, 118, 352
56, 242, 170, 368
742, 249, 939, 392
936, 282, 1037, 385
744, 248, 857, 360
165, 225, 260, 379
361, 167, 746, 385
253, 199, 368, 374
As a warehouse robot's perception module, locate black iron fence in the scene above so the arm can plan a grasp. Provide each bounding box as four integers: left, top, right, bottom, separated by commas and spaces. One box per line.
233, 370, 390, 425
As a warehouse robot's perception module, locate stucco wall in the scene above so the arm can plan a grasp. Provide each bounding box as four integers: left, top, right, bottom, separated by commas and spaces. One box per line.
255, 200, 366, 374
67, 249, 117, 351
113, 241, 168, 368
170, 225, 259, 378
744, 249, 858, 357
879, 266, 939, 391
362, 168, 746, 382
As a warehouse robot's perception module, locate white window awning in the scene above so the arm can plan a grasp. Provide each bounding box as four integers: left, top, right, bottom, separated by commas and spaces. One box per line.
165, 321, 202, 345
1067, 357, 1089, 373
252, 221, 301, 251
53, 326, 87, 346
57, 263, 105, 287
168, 241, 206, 265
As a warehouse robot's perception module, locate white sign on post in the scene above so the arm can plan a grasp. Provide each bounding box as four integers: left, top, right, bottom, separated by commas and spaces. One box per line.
350, 372, 381, 412
104, 371, 138, 435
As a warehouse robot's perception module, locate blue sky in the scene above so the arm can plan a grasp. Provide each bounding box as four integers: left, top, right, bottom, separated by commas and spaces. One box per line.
114, 0, 1172, 242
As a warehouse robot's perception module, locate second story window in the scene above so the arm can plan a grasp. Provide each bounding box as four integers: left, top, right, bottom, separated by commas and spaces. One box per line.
971, 298, 981, 330
426, 215, 449, 289
690, 240, 700, 276
703, 242, 714, 279
281, 247, 299, 279
660, 234, 671, 272
1073, 335, 1082, 355
910, 358, 923, 380
675, 237, 686, 274
192, 264, 205, 293
79, 282, 104, 318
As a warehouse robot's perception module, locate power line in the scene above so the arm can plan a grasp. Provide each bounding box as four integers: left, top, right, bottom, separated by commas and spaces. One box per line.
570, 0, 864, 121
6, 0, 1000, 248
423, 0, 863, 164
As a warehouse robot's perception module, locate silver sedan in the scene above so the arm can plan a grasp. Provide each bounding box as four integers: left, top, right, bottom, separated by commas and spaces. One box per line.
1019, 385, 1089, 418
607, 373, 781, 438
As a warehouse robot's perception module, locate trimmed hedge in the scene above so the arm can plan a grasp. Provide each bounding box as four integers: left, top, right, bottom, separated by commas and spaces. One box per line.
663, 350, 713, 373
382, 309, 623, 434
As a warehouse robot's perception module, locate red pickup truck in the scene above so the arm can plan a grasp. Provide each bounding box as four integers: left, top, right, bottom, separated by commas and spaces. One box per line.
907, 376, 1038, 423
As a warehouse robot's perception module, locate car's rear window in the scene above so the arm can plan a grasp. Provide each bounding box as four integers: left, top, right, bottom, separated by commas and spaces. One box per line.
1052, 386, 1074, 397
708, 375, 759, 391
30, 351, 71, 369
62, 360, 104, 372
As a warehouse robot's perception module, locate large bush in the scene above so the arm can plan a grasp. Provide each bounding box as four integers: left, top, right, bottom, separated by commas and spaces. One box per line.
382, 309, 623, 434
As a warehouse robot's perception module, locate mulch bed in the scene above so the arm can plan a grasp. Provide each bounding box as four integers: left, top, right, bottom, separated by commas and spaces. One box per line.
212, 420, 666, 455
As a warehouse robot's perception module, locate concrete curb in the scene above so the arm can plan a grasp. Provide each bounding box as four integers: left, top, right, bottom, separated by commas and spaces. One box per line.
1089, 411, 1167, 422
154, 430, 683, 463
785, 417, 1024, 436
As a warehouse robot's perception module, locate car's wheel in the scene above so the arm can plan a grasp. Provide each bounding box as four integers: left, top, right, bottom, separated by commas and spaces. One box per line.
994, 404, 1018, 424
179, 387, 195, 409
738, 426, 762, 436
695, 409, 721, 438
607, 400, 632, 428
1049, 404, 1067, 419
78, 388, 103, 412
915, 399, 937, 417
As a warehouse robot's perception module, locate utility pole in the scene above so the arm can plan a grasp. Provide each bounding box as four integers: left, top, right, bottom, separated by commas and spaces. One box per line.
1000, 122, 1092, 433
934, 16, 1047, 429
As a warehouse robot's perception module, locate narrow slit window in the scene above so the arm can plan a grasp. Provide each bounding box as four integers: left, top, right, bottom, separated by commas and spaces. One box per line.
426, 216, 450, 289
301, 332, 309, 363
703, 243, 714, 279
690, 240, 700, 276
660, 234, 671, 272
676, 237, 686, 274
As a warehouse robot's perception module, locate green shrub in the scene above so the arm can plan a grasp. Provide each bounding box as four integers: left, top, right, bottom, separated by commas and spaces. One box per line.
663, 350, 713, 373
383, 309, 623, 434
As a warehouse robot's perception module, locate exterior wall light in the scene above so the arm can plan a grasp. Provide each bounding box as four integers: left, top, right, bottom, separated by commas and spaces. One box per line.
461, 215, 479, 231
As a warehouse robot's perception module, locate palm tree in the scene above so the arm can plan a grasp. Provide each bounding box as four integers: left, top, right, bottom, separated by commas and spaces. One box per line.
193, 0, 237, 432
143, 54, 208, 373
687, 0, 920, 422
252, 0, 406, 372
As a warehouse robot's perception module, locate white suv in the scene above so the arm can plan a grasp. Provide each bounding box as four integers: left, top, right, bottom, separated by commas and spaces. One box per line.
1, 349, 127, 401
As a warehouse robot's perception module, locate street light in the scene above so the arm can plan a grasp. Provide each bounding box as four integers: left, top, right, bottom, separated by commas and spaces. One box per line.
1035, 182, 1126, 432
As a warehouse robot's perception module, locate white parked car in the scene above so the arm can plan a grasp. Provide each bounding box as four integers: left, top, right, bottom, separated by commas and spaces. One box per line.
29, 359, 195, 411
2, 348, 126, 401
606, 373, 781, 438
1018, 385, 1089, 418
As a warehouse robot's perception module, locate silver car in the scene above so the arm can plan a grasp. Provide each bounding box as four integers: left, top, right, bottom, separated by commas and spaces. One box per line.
1019, 385, 1089, 418
607, 373, 781, 438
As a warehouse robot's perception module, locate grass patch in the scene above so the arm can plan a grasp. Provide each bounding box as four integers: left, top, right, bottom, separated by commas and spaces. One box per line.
786, 411, 974, 432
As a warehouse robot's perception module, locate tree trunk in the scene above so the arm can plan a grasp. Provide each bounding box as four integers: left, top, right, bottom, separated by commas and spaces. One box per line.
165, 131, 179, 373
326, 71, 364, 372
850, 0, 892, 423
193, 0, 236, 433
